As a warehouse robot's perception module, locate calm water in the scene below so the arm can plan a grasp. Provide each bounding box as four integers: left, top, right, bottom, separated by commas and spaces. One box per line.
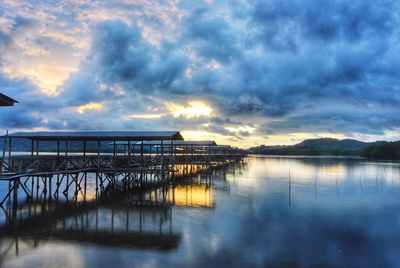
2, 155, 400, 267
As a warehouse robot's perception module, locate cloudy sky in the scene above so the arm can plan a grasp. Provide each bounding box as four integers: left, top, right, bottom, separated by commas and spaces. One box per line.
0, 0, 399, 147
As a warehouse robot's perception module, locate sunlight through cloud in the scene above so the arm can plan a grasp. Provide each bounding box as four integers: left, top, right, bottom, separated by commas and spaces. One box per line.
77, 102, 104, 114
125, 113, 165, 119
166, 101, 213, 119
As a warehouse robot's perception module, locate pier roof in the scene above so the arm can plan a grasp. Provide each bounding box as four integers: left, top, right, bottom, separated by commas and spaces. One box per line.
131, 140, 217, 146
0, 93, 18, 106
209, 145, 231, 149
111, 140, 217, 148
6, 131, 184, 141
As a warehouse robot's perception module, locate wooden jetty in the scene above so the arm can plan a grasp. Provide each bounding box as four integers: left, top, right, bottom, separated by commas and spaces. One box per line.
0, 131, 246, 207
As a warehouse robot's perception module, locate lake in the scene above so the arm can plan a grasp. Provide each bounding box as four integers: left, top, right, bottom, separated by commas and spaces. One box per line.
1, 155, 400, 267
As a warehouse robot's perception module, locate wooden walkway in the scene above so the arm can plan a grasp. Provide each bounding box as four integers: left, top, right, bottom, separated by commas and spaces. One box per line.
0, 131, 246, 207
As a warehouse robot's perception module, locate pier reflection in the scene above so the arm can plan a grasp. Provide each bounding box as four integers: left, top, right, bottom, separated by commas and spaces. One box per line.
169, 185, 213, 208
0, 199, 178, 254
0, 164, 236, 260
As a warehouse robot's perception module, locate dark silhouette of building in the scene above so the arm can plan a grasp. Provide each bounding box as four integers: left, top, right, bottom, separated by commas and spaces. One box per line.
0, 93, 18, 106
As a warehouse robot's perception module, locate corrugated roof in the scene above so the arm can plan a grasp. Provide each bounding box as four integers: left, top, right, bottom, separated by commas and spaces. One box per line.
209, 145, 231, 149
111, 140, 217, 147
6, 131, 184, 141
133, 140, 217, 146
0, 93, 18, 106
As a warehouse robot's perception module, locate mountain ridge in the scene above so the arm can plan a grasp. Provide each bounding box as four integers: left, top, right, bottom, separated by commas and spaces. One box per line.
248, 138, 386, 156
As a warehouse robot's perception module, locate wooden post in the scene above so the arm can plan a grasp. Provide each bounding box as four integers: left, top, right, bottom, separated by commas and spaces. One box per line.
161, 139, 164, 180
95, 173, 99, 199
2, 130, 8, 160
113, 140, 116, 168
83, 140, 86, 169
97, 140, 100, 169
83, 140, 86, 157
186, 145, 189, 176
8, 136, 11, 159
208, 145, 211, 167
49, 175, 52, 202
84, 172, 87, 201
65, 140, 68, 156
126, 140, 131, 170
140, 141, 144, 167
31, 139, 34, 156
13, 179, 19, 210
149, 144, 151, 158
170, 139, 174, 179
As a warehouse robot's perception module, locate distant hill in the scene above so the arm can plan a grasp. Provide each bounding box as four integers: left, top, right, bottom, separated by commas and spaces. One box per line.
248, 138, 386, 156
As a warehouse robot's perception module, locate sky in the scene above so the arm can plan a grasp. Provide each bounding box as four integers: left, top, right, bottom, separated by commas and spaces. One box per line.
0, 0, 399, 148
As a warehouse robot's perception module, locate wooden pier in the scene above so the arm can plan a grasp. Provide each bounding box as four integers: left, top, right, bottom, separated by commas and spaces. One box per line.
0, 131, 246, 207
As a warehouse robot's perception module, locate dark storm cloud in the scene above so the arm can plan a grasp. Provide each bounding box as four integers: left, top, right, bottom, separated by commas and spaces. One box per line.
171, 0, 400, 126
184, 7, 242, 63
212, 0, 400, 135
252, 0, 396, 49
259, 103, 400, 137
243, 0, 400, 100
62, 20, 188, 105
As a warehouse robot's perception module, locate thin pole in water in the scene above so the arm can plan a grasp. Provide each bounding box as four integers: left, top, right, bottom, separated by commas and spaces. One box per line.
2, 130, 8, 160
288, 168, 291, 207
314, 172, 318, 199
336, 177, 339, 194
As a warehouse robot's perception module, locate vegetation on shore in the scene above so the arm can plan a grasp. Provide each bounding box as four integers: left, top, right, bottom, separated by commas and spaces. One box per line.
360, 141, 400, 160
248, 138, 400, 160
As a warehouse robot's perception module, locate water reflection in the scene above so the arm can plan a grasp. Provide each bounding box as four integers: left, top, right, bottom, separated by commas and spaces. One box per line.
0, 165, 233, 264
1, 200, 178, 252
168, 185, 213, 208
2, 157, 400, 267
